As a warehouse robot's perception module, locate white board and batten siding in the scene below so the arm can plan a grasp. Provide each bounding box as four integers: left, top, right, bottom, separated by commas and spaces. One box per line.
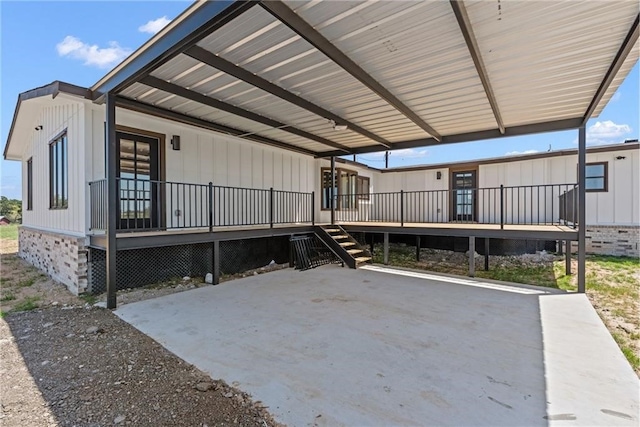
479, 148, 640, 226
89, 106, 318, 228
21, 97, 87, 236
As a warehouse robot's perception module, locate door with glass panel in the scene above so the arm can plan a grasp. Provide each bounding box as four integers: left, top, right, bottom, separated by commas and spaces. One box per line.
451, 170, 477, 222
116, 132, 160, 230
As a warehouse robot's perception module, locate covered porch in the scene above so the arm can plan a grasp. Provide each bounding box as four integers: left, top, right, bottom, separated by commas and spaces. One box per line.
86, 1, 638, 307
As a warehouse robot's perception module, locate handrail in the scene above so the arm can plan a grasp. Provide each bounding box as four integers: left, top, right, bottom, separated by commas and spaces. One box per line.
89, 178, 314, 232
334, 183, 579, 227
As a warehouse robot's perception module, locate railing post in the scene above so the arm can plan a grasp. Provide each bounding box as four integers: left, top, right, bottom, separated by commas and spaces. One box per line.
500, 184, 504, 229
311, 191, 315, 225
208, 182, 213, 232
270, 187, 274, 228
400, 190, 404, 226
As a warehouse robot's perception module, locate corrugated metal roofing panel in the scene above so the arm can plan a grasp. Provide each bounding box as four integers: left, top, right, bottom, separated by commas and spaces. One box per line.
116, 0, 638, 155
593, 39, 639, 118
151, 60, 382, 149
465, 0, 639, 127
286, 0, 497, 135
197, 6, 429, 139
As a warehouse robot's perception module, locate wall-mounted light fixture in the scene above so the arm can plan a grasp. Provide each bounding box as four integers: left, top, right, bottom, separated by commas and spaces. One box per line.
171, 135, 181, 150
615, 156, 626, 160
34, 125, 43, 131
436, 171, 442, 180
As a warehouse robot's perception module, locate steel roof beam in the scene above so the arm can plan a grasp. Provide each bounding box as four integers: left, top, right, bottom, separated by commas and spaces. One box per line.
260, 0, 442, 142
316, 117, 583, 157
184, 46, 391, 148
583, 13, 639, 125
116, 96, 318, 157
92, 1, 256, 101
450, 0, 505, 134
140, 75, 351, 153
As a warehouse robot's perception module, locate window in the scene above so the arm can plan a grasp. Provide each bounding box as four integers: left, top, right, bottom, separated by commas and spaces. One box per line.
26, 158, 33, 210
584, 162, 607, 192
321, 167, 363, 210
49, 132, 68, 209
357, 176, 370, 200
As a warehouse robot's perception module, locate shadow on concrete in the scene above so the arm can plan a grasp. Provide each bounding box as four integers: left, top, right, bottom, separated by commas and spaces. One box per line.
112, 265, 640, 426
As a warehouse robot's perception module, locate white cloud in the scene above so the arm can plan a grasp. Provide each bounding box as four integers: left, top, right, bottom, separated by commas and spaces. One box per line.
505, 149, 539, 156
56, 36, 132, 69
139, 16, 171, 34
586, 120, 632, 145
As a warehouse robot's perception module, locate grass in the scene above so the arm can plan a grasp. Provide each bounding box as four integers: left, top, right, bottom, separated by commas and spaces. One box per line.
373, 243, 640, 374
81, 294, 97, 305
12, 296, 40, 312
0, 224, 19, 241
0, 293, 16, 302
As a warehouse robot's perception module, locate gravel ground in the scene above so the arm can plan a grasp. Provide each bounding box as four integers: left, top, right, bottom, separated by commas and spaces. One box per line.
0, 307, 280, 427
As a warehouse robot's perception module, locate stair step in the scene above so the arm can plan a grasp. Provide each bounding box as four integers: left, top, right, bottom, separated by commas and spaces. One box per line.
347, 249, 363, 255
324, 228, 341, 233
332, 235, 349, 240
355, 256, 372, 264
339, 242, 356, 247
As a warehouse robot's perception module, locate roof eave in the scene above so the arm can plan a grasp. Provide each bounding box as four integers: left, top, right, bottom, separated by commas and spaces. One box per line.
3, 81, 90, 160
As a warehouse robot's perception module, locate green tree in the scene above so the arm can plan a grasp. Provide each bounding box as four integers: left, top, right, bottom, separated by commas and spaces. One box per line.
0, 196, 22, 223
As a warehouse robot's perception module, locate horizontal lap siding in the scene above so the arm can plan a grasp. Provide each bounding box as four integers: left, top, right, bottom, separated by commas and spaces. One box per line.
22, 100, 86, 235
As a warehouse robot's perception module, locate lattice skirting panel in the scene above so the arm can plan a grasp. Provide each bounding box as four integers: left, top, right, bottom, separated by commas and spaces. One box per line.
88, 236, 292, 294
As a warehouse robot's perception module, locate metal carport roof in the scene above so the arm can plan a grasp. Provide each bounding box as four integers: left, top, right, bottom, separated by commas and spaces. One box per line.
90, 0, 639, 157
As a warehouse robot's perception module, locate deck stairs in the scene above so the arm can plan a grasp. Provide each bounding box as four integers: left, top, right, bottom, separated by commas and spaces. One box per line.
314, 225, 372, 269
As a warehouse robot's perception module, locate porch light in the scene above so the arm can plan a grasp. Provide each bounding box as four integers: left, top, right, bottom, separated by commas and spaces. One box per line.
171, 135, 181, 150
329, 119, 348, 132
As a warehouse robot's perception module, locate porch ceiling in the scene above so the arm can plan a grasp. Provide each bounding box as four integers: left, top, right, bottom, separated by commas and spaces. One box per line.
93, 0, 639, 157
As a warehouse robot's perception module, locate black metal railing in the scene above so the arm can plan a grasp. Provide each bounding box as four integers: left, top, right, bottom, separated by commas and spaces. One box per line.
89, 179, 108, 231
89, 178, 314, 232
335, 183, 578, 227
558, 186, 579, 227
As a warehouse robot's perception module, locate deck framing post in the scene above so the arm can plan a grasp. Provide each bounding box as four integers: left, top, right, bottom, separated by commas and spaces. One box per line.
468, 236, 475, 277
330, 156, 336, 225
565, 240, 572, 275
484, 238, 490, 271
578, 126, 586, 293
383, 232, 389, 265
213, 240, 220, 285
105, 93, 117, 310
416, 235, 421, 261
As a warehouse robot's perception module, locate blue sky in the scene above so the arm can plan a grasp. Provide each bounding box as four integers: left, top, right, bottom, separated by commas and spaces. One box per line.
1, 1, 638, 199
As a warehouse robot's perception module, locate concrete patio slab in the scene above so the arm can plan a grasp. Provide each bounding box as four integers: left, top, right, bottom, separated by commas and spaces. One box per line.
115, 265, 639, 426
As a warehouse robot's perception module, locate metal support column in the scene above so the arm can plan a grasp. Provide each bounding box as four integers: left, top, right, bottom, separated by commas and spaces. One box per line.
484, 238, 490, 271
330, 156, 336, 225
578, 126, 586, 293
416, 236, 421, 261
565, 240, 572, 275
383, 233, 389, 265
105, 93, 117, 310
213, 240, 220, 285
468, 236, 475, 277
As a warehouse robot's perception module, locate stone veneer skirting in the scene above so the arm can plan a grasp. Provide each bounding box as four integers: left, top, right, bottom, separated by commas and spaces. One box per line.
570, 225, 640, 257
18, 226, 88, 295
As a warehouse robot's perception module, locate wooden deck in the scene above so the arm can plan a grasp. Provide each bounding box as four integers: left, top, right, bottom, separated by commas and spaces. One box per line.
89, 221, 577, 250
339, 221, 577, 240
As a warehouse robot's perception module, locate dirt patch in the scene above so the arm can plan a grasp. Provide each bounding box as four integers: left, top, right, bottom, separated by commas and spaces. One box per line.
1, 238, 283, 426
0, 307, 279, 426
